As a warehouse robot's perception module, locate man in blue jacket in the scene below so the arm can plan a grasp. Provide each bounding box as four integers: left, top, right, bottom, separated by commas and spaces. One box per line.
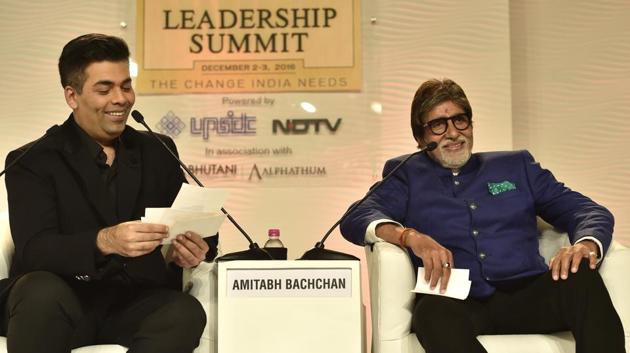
340, 79, 625, 353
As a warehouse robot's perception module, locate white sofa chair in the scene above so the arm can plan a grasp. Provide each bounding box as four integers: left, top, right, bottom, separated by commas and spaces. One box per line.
366, 222, 630, 353
0, 211, 217, 353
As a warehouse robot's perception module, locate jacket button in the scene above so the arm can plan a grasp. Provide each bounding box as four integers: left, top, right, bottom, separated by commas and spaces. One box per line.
469, 203, 477, 210
472, 230, 479, 236
479, 252, 486, 260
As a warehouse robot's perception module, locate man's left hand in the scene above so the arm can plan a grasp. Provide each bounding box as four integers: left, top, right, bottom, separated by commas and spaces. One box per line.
166, 231, 209, 268
549, 240, 599, 281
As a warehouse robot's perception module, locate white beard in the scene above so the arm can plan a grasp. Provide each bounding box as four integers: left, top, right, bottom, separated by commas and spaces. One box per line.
435, 136, 472, 170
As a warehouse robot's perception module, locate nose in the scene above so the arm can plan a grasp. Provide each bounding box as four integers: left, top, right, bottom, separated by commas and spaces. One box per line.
111, 87, 129, 105
444, 119, 460, 138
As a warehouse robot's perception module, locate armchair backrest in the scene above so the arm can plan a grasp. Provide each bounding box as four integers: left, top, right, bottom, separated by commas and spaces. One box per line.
0, 211, 13, 279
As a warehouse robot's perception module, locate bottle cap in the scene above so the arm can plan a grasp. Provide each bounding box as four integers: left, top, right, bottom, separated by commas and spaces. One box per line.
268, 228, 280, 238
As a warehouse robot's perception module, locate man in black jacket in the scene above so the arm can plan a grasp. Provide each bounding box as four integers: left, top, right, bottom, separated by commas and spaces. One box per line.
1, 33, 209, 353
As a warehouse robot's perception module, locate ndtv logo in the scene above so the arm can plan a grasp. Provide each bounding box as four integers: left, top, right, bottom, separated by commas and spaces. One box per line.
272, 118, 342, 134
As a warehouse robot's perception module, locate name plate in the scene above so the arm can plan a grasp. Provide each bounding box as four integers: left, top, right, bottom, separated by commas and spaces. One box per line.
226, 267, 352, 298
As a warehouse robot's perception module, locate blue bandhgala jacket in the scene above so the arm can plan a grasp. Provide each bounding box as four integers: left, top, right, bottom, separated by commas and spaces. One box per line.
340, 150, 614, 299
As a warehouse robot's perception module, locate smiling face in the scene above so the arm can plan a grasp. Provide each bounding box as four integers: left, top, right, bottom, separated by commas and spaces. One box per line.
64, 60, 135, 146
420, 100, 473, 171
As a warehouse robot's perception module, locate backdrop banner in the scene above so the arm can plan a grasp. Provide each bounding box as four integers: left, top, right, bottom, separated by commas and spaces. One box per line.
136, 0, 362, 94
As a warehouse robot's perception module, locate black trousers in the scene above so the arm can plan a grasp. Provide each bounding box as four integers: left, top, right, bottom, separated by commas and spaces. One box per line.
1, 271, 206, 353
412, 261, 625, 353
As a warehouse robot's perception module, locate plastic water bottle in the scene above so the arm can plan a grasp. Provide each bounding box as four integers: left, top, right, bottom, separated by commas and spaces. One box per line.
264, 228, 284, 248
264, 228, 287, 259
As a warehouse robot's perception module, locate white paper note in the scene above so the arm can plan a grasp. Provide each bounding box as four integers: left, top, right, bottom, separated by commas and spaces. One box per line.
411, 267, 471, 300
171, 184, 228, 212
142, 210, 226, 244
163, 214, 225, 244
142, 184, 228, 244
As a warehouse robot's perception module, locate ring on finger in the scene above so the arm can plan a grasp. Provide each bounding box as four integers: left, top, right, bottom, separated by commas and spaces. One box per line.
588, 251, 597, 257
442, 262, 451, 269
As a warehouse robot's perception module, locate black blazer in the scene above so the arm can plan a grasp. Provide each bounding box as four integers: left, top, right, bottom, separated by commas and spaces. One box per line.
2, 115, 199, 300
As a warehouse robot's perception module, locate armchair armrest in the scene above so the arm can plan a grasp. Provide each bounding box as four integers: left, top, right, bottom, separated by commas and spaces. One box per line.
185, 261, 218, 353
365, 242, 416, 348
598, 242, 630, 344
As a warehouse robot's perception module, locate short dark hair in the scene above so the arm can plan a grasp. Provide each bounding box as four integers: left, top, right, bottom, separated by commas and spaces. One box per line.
410, 79, 473, 147
58, 33, 130, 93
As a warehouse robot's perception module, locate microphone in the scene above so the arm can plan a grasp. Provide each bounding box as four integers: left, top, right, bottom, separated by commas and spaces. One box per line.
1, 125, 60, 178
130, 110, 271, 262
299, 142, 438, 260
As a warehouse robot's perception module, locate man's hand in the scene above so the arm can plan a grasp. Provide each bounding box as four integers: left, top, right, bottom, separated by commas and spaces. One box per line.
165, 231, 209, 269
375, 223, 454, 294
404, 229, 454, 294
549, 240, 599, 281
97, 221, 168, 257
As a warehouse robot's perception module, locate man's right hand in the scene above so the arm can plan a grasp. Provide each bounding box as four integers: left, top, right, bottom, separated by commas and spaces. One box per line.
376, 224, 454, 294
404, 228, 454, 294
96, 221, 168, 257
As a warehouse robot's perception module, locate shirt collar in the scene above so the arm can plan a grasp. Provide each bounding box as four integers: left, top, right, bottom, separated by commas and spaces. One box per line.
70, 116, 120, 164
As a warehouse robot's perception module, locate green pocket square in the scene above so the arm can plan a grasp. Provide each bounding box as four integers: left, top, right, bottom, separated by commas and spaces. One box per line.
487, 181, 516, 195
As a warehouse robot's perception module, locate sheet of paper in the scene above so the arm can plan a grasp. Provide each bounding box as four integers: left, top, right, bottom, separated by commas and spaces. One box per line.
171, 184, 228, 212
142, 184, 229, 244
411, 267, 471, 300
143, 207, 167, 220
145, 209, 212, 224
143, 209, 226, 244
163, 213, 225, 244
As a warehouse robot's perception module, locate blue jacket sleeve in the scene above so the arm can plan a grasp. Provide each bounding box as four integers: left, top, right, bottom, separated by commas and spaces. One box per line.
522, 150, 614, 254
339, 156, 412, 246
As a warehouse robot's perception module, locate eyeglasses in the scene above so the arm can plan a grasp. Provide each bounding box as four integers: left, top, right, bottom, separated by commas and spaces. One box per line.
422, 114, 471, 135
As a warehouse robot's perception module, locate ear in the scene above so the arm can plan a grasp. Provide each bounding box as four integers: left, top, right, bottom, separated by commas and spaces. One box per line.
415, 132, 429, 149
415, 137, 424, 149
64, 86, 79, 110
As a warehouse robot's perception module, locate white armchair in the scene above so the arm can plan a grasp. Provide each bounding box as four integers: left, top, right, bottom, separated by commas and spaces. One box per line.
365, 222, 630, 353
0, 211, 217, 353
